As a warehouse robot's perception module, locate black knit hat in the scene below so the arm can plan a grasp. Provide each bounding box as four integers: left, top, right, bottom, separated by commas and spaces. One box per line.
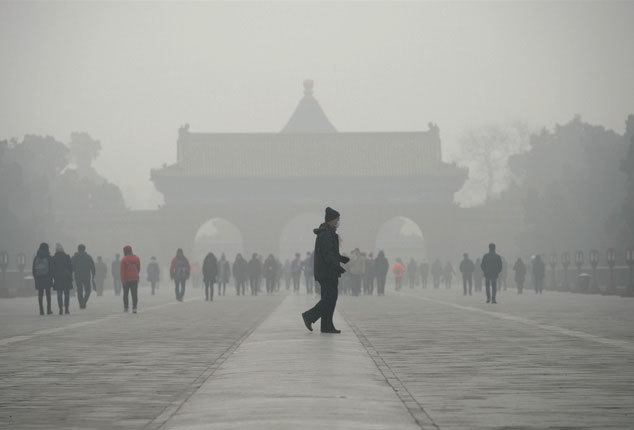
325, 206, 340, 222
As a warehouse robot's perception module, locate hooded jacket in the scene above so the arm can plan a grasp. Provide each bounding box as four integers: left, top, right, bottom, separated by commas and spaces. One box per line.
312, 222, 349, 280
71, 250, 95, 281
202, 253, 218, 282
120, 246, 140, 284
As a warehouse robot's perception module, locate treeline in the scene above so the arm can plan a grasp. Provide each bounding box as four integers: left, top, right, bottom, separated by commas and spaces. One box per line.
0, 133, 126, 253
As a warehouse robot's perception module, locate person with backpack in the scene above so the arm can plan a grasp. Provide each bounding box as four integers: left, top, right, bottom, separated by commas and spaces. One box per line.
32, 242, 54, 315
94, 256, 107, 296
52, 243, 73, 315
147, 256, 160, 295
71, 244, 96, 309
120, 245, 140, 313
202, 252, 218, 301
170, 248, 190, 301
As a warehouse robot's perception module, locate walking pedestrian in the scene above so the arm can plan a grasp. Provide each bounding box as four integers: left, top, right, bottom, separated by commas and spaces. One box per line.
120, 245, 140, 313
170, 248, 190, 301
32, 242, 54, 315
474, 258, 483, 292
392, 258, 405, 291
94, 256, 107, 296
420, 260, 429, 289
147, 256, 160, 295
52, 243, 73, 315
218, 253, 230, 296
264, 254, 276, 294
431, 259, 443, 288
513, 257, 527, 294
459, 253, 475, 295
112, 253, 122, 296
374, 250, 389, 296
248, 253, 261, 296
481, 243, 503, 304
71, 244, 95, 309
291, 253, 302, 294
202, 252, 218, 301
532, 255, 545, 294
302, 207, 349, 333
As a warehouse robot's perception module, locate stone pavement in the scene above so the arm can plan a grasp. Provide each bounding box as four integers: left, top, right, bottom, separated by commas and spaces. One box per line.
1, 283, 634, 429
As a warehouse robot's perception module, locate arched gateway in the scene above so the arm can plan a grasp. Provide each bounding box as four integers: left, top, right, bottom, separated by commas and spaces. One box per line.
149, 80, 468, 262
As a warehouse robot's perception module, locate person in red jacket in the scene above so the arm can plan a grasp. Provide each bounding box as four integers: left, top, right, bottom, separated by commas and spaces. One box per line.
120, 245, 140, 313
392, 258, 405, 291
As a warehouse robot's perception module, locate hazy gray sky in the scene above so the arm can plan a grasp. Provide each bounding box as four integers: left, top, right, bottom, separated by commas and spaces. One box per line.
1, 1, 633, 209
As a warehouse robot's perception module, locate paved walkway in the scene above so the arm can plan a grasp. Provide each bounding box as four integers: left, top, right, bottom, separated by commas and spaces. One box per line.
160, 295, 425, 430
2, 283, 634, 429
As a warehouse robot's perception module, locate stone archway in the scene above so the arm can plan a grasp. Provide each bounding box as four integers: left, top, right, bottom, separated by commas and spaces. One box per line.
279, 212, 322, 260
193, 217, 244, 262
374, 216, 427, 263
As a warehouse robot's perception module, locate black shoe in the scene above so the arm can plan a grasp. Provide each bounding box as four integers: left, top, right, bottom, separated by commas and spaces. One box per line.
492, 300, 497, 304
321, 328, 341, 334
47, 309, 53, 315
486, 299, 490, 304
301, 312, 313, 332
39, 310, 44, 316
65, 308, 70, 314
59, 308, 63, 315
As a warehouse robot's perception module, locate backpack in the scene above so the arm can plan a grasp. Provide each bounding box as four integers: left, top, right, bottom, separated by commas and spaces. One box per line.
34, 256, 50, 277
174, 259, 189, 279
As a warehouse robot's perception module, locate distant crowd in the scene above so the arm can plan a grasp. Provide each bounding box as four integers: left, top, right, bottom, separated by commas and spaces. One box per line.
30, 240, 545, 316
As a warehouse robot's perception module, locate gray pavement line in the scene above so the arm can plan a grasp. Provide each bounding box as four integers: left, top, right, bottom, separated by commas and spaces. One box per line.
343, 314, 440, 430
396, 292, 634, 353
0, 297, 201, 347
146, 295, 288, 430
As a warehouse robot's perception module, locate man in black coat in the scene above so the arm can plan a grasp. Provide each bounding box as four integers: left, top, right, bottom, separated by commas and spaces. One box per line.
302, 207, 350, 334
72, 244, 96, 309
481, 243, 503, 304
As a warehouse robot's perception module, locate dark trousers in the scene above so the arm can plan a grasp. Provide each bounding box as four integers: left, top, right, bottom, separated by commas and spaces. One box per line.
534, 278, 544, 294
38, 288, 52, 312
463, 275, 473, 295
96, 279, 104, 296
174, 280, 186, 300
377, 275, 386, 295
304, 275, 313, 294
305, 277, 338, 332
292, 274, 300, 293
123, 280, 138, 309
76, 278, 91, 308
350, 275, 361, 296
56, 289, 70, 310
237, 279, 246, 295
250, 276, 258, 295
421, 275, 428, 289
204, 279, 214, 299
485, 278, 497, 302
150, 281, 157, 295
113, 279, 122, 296
266, 276, 275, 294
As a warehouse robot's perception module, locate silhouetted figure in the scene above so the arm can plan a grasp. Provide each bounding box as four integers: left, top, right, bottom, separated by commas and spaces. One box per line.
202, 252, 218, 301
283, 259, 291, 290
248, 253, 261, 296
264, 254, 277, 294
218, 254, 230, 296
407, 258, 418, 288
500, 256, 508, 291
95, 256, 107, 296
147, 257, 160, 295
532, 255, 545, 294
513, 257, 527, 294
233, 254, 247, 295
481, 243, 503, 304
302, 207, 349, 333
33, 242, 54, 315
121, 245, 140, 313
291, 253, 302, 294
364, 252, 375, 294
459, 253, 475, 295
349, 249, 365, 296
420, 260, 429, 289
442, 262, 455, 288
275, 257, 282, 292
52, 243, 73, 315
431, 259, 443, 288
112, 253, 122, 296
170, 248, 190, 301
374, 251, 389, 296
392, 258, 405, 291
474, 258, 483, 292
303, 251, 314, 294
71, 244, 96, 309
